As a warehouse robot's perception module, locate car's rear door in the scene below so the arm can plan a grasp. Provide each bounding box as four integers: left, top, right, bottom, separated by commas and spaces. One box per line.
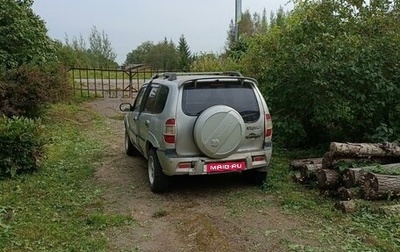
177, 79, 265, 156
137, 84, 163, 154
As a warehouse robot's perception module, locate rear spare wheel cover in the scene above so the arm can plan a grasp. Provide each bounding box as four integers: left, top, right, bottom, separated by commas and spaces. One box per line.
194, 105, 245, 159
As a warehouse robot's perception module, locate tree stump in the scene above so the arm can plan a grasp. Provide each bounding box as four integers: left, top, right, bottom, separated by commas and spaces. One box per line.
361, 172, 400, 200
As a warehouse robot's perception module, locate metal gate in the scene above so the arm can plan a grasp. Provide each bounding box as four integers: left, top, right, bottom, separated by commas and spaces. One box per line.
68, 64, 157, 98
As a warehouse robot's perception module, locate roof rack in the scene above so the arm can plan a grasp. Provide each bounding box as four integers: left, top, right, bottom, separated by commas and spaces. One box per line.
153, 71, 244, 81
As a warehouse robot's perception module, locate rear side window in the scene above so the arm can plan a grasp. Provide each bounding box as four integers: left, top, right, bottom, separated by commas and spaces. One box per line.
143, 84, 169, 114
153, 86, 169, 114
143, 86, 159, 113
182, 81, 260, 122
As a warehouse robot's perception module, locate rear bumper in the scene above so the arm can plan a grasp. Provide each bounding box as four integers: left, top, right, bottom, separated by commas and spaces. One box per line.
157, 148, 272, 176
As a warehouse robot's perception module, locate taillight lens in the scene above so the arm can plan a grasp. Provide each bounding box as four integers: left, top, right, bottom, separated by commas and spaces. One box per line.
252, 155, 266, 162
177, 162, 191, 169
265, 114, 272, 138
164, 118, 176, 144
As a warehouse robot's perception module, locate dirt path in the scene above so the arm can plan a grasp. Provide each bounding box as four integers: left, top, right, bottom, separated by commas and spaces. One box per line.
88, 98, 322, 252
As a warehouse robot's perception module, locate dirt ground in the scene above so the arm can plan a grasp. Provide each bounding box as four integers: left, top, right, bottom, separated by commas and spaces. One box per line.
88, 98, 322, 252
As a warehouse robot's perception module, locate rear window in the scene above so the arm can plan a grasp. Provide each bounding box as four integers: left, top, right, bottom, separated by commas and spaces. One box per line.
182, 81, 260, 122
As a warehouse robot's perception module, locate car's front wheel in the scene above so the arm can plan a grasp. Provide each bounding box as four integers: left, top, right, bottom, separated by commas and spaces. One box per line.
148, 149, 170, 193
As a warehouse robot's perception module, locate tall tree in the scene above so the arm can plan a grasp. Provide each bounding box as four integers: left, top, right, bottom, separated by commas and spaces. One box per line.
177, 35, 192, 70
226, 19, 236, 48
0, 0, 56, 69
260, 8, 268, 33
88, 26, 117, 66
238, 10, 255, 37
145, 38, 178, 70
124, 41, 154, 65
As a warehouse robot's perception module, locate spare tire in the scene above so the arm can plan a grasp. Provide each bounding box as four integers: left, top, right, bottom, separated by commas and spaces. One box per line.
194, 105, 245, 159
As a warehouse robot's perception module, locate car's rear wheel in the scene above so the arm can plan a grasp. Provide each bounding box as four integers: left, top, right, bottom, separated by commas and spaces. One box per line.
148, 149, 170, 193
242, 169, 267, 186
125, 130, 138, 156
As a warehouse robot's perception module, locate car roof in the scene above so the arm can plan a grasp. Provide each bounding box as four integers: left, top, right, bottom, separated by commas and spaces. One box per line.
152, 72, 258, 87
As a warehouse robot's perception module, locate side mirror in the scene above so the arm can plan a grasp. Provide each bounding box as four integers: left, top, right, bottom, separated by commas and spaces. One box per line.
119, 103, 132, 112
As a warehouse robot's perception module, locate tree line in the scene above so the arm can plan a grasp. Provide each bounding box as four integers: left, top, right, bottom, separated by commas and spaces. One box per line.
1, 0, 399, 149
124, 35, 192, 70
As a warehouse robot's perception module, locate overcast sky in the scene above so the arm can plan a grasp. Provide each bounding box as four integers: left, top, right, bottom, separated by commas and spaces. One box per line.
32, 0, 293, 64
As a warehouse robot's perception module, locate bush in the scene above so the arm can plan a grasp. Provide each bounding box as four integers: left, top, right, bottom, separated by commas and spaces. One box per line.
0, 116, 44, 178
0, 0, 56, 69
0, 65, 71, 118
241, 0, 400, 147
190, 53, 240, 72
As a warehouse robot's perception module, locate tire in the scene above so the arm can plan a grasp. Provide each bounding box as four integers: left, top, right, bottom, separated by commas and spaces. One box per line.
148, 149, 170, 193
242, 169, 267, 186
194, 105, 245, 159
124, 130, 138, 156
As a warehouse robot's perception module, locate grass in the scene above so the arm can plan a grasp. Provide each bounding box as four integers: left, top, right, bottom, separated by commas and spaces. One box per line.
264, 147, 400, 252
0, 103, 135, 251
1, 101, 399, 251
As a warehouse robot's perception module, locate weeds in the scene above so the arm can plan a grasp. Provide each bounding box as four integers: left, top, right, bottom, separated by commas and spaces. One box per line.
0, 103, 135, 251
1, 102, 399, 251
266, 147, 400, 251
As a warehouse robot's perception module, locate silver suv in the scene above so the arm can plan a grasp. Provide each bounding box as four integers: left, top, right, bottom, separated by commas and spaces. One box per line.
120, 72, 272, 193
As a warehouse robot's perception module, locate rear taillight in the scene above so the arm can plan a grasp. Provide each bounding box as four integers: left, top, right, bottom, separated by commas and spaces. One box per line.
265, 114, 272, 138
164, 118, 176, 144
177, 162, 191, 169
252, 155, 266, 162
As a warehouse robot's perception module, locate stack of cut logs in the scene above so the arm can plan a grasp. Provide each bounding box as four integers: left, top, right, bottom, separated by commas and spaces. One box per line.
290, 142, 400, 212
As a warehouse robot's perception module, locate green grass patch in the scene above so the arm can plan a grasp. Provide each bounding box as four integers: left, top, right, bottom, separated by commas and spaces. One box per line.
0, 103, 136, 251
266, 147, 400, 251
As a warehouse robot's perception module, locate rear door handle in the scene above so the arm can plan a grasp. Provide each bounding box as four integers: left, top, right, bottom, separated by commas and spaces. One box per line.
145, 120, 150, 126
133, 116, 138, 121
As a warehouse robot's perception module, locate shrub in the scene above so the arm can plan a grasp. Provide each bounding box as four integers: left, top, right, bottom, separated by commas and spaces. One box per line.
0, 65, 71, 118
0, 116, 44, 178
241, 0, 400, 147
190, 53, 240, 72
0, 0, 56, 69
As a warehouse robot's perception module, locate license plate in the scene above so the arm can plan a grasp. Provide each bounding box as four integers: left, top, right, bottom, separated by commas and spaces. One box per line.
206, 161, 246, 173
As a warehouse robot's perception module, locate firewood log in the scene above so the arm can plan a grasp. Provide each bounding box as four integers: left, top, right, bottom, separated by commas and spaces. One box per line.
330, 142, 400, 157
299, 163, 321, 183
361, 172, 400, 200
316, 169, 340, 189
337, 187, 358, 200
333, 200, 357, 213
342, 168, 365, 188
289, 158, 322, 170
322, 151, 400, 169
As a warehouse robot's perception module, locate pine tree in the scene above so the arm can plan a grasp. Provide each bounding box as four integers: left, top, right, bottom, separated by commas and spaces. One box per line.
177, 35, 192, 71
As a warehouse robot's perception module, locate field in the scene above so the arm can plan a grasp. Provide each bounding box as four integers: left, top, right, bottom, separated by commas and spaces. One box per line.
1, 98, 399, 251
